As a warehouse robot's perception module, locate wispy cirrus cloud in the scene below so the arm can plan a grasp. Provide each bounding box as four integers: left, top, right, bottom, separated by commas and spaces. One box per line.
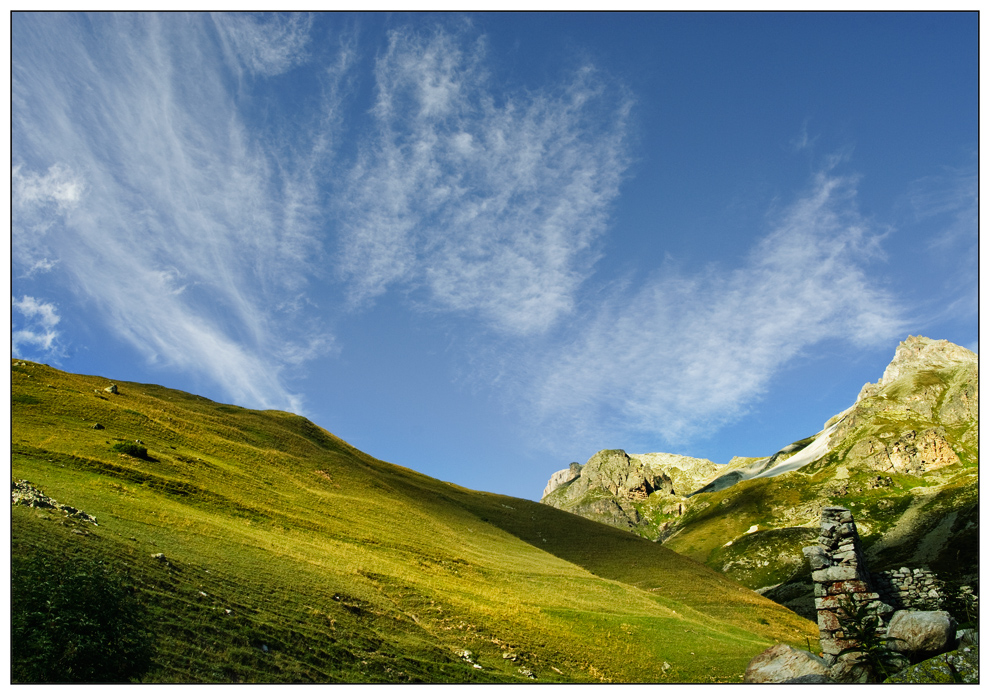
521, 169, 905, 449
336, 27, 631, 335
910, 163, 977, 250
212, 12, 313, 78
11, 13, 335, 410
900, 160, 977, 325
12, 295, 62, 359
11, 163, 82, 276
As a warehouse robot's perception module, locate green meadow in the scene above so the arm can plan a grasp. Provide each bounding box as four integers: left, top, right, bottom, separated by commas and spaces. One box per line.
11, 360, 817, 683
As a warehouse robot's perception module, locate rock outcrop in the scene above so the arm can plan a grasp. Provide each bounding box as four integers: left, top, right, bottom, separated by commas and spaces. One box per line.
539, 336, 978, 620
743, 643, 829, 683
11, 479, 98, 524
849, 426, 961, 475
542, 462, 582, 498
541, 450, 713, 534
856, 336, 976, 403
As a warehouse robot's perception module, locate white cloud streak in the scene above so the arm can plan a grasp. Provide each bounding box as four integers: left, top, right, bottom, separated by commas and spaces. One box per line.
212, 12, 312, 78
523, 171, 905, 448
11, 163, 82, 277
336, 28, 631, 335
12, 13, 334, 410
12, 295, 62, 358
902, 161, 978, 324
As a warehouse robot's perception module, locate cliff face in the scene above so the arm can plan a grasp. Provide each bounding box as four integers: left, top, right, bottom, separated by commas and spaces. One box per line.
539, 336, 978, 617
541, 450, 717, 537
837, 336, 978, 477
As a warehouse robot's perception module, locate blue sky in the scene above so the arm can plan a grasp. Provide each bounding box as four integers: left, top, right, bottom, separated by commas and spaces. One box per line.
11, 12, 978, 500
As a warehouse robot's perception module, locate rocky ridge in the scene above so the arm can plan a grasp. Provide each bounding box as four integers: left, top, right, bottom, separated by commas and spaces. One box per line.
540, 336, 978, 618
541, 450, 716, 537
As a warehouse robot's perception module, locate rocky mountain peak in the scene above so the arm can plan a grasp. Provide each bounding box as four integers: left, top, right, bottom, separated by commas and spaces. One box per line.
858, 335, 976, 402
540, 449, 717, 535
539, 335, 978, 588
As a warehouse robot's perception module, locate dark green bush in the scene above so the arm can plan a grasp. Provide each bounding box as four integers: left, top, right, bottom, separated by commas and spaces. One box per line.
111, 441, 149, 459
835, 595, 906, 683
11, 554, 155, 683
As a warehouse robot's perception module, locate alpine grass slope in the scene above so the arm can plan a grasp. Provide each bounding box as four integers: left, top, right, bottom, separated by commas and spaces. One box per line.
10, 359, 816, 683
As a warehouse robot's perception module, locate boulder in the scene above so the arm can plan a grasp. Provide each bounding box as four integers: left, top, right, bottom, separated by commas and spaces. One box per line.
744, 643, 829, 683
956, 628, 978, 649
887, 610, 957, 659
885, 644, 979, 684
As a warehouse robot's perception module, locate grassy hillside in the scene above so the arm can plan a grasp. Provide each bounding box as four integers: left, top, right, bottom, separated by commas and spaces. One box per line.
10, 360, 817, 683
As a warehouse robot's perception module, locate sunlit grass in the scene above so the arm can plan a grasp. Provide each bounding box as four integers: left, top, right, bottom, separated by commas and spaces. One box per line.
12, 359, 817, 682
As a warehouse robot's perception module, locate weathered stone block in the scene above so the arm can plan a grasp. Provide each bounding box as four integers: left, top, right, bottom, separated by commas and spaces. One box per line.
826, 579, 869, 595
812, 565, 861, 582
819, 636, 857, 656
817, 610, 841, 632
833, 550, 858, 564
803, 545, 831, 570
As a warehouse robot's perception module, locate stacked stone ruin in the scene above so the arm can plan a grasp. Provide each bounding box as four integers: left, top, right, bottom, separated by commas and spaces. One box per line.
802, 507, 894, 667
872, 567, 946, 612
802, 505, 956, 672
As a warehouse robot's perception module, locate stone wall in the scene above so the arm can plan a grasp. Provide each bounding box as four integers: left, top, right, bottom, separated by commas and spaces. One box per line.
802, 506, 893, 666
802, 506, 952, 670
873, 567, 947, 612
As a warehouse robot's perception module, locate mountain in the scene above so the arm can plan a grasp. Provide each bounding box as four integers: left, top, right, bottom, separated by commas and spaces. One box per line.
541, 336, 978, 619
10, 359, 817, 684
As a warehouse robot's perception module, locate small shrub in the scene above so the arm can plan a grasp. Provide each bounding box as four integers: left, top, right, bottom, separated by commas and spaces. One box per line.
835, 595, 906, 683
112, 442, 149, 459
11, 555, 155, 683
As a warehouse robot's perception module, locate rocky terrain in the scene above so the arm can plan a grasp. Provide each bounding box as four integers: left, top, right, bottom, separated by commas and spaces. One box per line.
541, 336, 978, 620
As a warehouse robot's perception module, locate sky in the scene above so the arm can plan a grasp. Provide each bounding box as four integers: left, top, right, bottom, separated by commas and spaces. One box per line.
10, 12, 979, 501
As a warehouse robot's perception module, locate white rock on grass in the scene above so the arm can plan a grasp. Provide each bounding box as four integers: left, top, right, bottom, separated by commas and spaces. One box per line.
744, 643, 829, 683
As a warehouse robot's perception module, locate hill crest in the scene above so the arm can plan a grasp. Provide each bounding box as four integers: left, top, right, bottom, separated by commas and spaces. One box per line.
11, 358, 817, 683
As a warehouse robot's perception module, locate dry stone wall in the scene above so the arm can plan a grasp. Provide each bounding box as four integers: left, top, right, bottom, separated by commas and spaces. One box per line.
873, 567, 947, 612
803, 507, 893, 664
802, 506, 953, 669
